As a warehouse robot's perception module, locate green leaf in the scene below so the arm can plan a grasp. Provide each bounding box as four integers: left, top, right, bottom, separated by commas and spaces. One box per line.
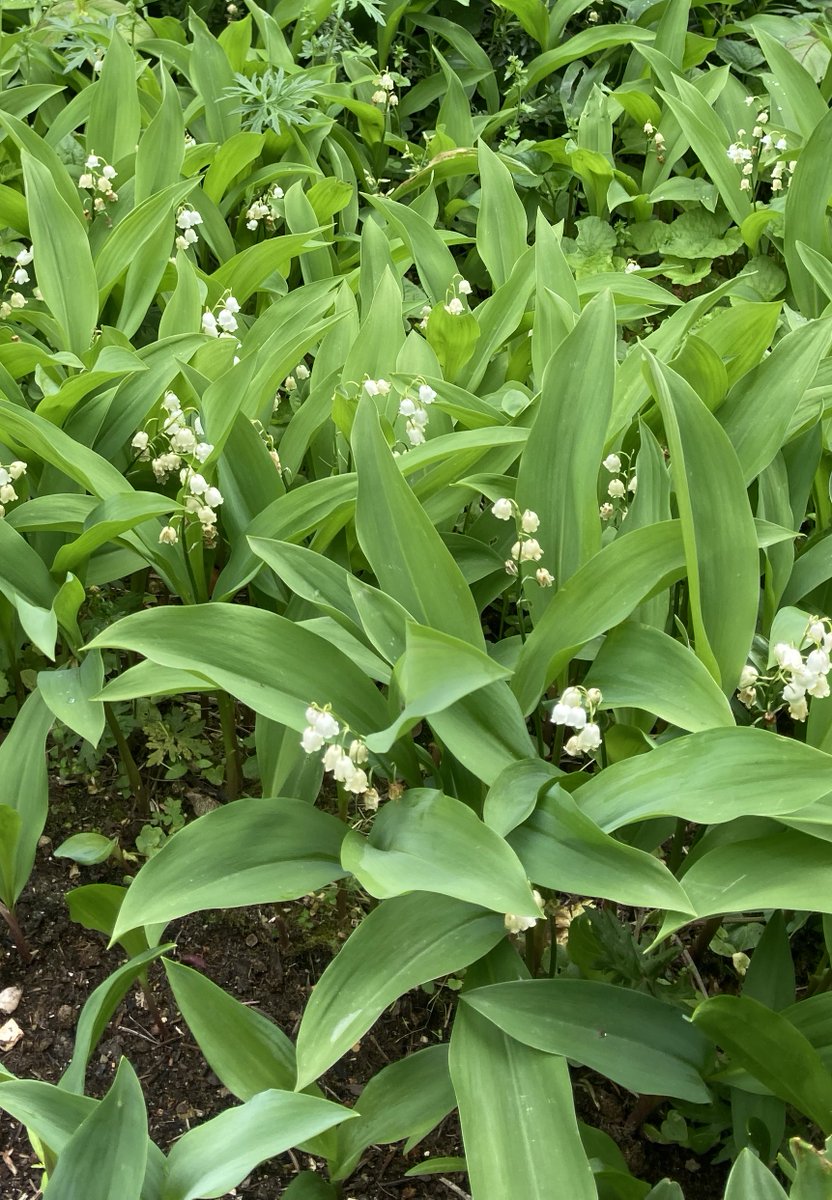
22, 154, 98, 356
477, 141, 528, 288
583, 623, 735, 731
46, 1060, 147, 1200
88, 604, 389, 735
718, 318, 832, 485
38, 652, 105, 747
724, 1149, 788, 1200
508, 785, 694, 913
644, 351, 759, 691
86, 30, 140, 163
366, 623, 510, 752
54, 832, 116, 866
512, 521, 685, 714
60, 946, 172, 1094
52, 493, 180, 574
162, 1091, 354, 1200
517, 289, 615, 591
464, 978, 712, 1103
0, 691, 53, 906
342, 788, 539, 914
295, 894, 505, 1089
785, 108, 832, 319
693, 995, 832, 1133
352, 397, 484, 647
113, 799, 347, 939
331, 1045, 455, 1181
449, 944, 597, 1200
164, 960, 295, 1099
526, 26, 655, 89
578, 727, 832, 832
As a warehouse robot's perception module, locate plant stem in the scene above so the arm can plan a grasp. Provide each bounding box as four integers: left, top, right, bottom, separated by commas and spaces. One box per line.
217, 692, 242, 801
0, 902, 32, 964
105, 703, 150, 818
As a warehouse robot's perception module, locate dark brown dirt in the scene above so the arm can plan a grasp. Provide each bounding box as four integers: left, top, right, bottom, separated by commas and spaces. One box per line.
0, 792, 729, 1200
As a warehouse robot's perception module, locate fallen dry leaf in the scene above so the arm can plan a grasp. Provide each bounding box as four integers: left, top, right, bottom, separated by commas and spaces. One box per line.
0, 985, 22, 1015
0, 1018, 23, 1051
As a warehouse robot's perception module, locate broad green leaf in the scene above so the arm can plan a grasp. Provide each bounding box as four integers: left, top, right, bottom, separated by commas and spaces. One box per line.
331, 1045, 455, 1181
477, 141, 527, 288
66, 883, 152, 960
693, 995, 832, 1133
0, 691, 53, 905
86, 30, 140, 163
517, 289, 615, 592
464, 978, 711, 1103
60, 946, 173, 1094
718, 319, 832, 485
342, 788, 539, 914
366, 623, 510, 751
366, 193, 458, 304
282, 1176, 337, 1199
724, 1149, 788, 1200
429, 682, 538, 786
645, 352, 758, 690
579, 727, 832, 832
38, 651, 105, 746
512, 521, 685, 714
785, 108, 832, 319
164, 960, 296, 1098
449, 943, 597, 1200
583, 623, 735, 731
23, 154, 98, 356
295, 894, 505, 1089
134, 65, 185, 204
526, 26, 655, 89
113, 799, 347, 939
88, 604, 389, 735
666, 829, 832, 924
755, 27, 827, 141
792, 1138, 832, 1198
46, 1060, 147, 1200
162, 1091, 353, 1200
52, 494, 180, 574
483, 758, 561, 838
54, 833, 116, 866
508, 786, 694, 913
352, 397, 484, 647
0, 1080, 95, 1154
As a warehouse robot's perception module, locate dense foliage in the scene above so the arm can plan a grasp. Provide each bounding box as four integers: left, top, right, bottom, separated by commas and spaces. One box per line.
2, 0, 832, 1195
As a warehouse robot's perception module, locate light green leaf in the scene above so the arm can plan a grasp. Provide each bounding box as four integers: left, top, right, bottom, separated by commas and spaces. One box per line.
113, 799, 347, 939
342, 788, 539, 914
583, 623, 735, 731
449, 944, 597, 1200
693, 995, 832, 1133
164, 960, 296, 1099
38, 651, 105, 747
162, 1091, 353, 1200
464, 977, 712, 1103
295, 894, 505, 1089
644, 351, 759, 691
0, 691, 53, 906
477, 141, 528, 288
508, 785, 694, 913
724, 1149, 788, 1200
46, 1060, 147, 1200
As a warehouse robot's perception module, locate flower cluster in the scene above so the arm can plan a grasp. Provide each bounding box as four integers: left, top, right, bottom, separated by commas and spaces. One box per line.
643, 122, 665, 163
202, 292, 240, 338
0, 459, 27, 518
1, 246, 35, 317
738, 619, 832, 722
175, 207, 203, 251
600, 452, 636, 522
300, 704, 378, 805
244, 185, 284, 232
443, 277, 472, 317
491, 499, 554, 586
371, 72, 400, 108
550, 686, 604, 757
398, 382, 437, 447
131, 392, 221, 546
726, 113, 793, 194
504, 889, 544, 935
78, 153, 118, 215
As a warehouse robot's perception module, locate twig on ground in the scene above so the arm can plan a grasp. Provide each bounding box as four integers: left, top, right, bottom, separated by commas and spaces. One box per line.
439, 1179, 471, 1200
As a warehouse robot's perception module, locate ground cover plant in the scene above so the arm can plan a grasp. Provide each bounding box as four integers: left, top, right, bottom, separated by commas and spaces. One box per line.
4, 0, 832, 1195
